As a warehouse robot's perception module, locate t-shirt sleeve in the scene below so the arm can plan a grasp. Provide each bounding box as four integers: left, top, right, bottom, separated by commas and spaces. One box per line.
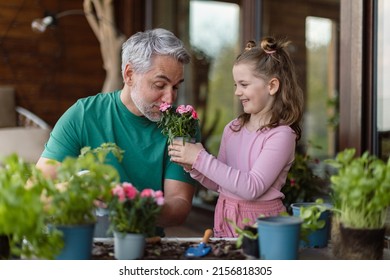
41, 101, 84, 162
164, 157, 197, 186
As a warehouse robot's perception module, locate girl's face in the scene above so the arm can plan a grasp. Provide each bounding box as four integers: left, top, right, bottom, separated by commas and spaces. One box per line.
232, 63, 276, 116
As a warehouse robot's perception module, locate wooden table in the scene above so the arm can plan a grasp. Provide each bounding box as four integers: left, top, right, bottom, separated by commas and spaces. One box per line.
93, 237, 390, 260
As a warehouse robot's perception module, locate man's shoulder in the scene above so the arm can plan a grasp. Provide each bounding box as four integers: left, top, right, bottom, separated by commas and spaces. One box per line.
73, 90, 119, 111
78, 90, 118, 104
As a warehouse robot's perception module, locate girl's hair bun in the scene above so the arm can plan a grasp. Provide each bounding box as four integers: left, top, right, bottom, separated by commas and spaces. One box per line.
244, 40, 256, 51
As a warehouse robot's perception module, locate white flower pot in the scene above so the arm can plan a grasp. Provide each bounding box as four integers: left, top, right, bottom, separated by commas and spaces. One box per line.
113, 231, 145, 260
173, 136, 196, 144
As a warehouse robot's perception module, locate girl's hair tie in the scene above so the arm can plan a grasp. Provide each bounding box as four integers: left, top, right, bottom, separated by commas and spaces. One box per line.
264, 49, 276, 54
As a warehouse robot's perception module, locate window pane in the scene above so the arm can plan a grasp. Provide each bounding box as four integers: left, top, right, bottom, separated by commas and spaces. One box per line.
190, 0, 240, 154
377, 0, 390, 160
304, 17, 337, 159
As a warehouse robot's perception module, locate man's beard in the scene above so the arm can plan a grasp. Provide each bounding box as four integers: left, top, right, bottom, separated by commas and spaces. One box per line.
130, 81, 161, 122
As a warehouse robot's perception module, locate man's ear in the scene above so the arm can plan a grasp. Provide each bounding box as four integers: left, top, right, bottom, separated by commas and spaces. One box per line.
123, 64, 134, 85
268, 78, 280, 96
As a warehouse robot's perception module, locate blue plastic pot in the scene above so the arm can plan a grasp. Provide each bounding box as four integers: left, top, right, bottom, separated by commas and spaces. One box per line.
291, 202, 332, 248
257, 216, 302, 260
55, 223, 95, 260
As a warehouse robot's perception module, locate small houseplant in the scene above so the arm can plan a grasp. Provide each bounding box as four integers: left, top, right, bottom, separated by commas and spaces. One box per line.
291, 198, 332, 248
282, 147, 329, 213
227, 218, 259, 258
325, 148, 390, 259
0, 154, 62, 259
157, 102, 199, 144
48, 143, 123, 225
229, 201, 330, 259
46, 142, 123, 259
108, 181, 164, 259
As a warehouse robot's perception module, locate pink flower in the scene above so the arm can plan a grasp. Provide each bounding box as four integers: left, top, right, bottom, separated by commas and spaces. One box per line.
191, 110, 198, 120
176, 105, 192, 114
185, 105, 194, 112
109, 182, 164, 236
154, 190, 164, 205
157, 103, 199, 144
154, 190, 164, 198
159, 102, 172, 112
112, 185, 126, 202
122, 182, 138, 199
140, 188, 155, 198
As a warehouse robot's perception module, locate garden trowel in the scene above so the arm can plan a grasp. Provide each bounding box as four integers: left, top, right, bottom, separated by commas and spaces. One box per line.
184, 229, 213, 258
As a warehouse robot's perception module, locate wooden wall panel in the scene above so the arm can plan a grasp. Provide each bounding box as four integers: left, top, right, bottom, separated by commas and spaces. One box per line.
0, 0, 143, 127
0, 0, 101, 126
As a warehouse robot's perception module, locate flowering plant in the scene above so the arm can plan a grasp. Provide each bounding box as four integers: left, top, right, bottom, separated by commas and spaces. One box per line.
157, 102, 199, 144
108, 182, 164, 237
281, 149, 329, 213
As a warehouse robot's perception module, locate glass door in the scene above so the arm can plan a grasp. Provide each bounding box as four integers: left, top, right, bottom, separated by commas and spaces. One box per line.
376, 0, 390, 161
189, 0, 240, 154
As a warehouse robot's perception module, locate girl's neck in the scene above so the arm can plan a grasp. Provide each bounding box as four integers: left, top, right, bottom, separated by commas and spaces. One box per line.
246, 114, 271, 132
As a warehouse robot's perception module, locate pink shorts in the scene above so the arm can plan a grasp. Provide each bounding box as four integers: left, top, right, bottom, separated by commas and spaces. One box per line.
213, 194, 286, 238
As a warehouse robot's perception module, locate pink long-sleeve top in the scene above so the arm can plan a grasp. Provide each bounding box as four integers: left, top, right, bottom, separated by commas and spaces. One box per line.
190, 120, 296, 201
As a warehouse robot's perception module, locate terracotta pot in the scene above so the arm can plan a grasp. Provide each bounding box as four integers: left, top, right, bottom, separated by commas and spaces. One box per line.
336, 223, 385, 260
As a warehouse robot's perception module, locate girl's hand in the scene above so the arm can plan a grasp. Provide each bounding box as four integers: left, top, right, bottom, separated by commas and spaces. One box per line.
168, 140, 204, 167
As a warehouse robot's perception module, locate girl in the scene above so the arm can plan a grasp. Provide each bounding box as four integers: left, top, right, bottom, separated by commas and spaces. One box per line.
168, 37, 304, 237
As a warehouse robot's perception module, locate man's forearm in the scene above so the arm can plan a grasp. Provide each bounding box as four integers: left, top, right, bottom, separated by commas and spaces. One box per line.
156, 197, 192, 227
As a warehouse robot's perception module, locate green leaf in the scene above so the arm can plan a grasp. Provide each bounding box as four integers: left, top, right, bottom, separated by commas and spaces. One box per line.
327, 148, 390, 228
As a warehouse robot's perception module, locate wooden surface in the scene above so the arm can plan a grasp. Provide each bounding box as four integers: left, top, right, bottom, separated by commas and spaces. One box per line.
94, 237, 390, 260
0, 0, 144, 127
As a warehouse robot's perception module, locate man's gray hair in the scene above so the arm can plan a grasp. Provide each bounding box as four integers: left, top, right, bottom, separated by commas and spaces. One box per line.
121, 28, 191, 77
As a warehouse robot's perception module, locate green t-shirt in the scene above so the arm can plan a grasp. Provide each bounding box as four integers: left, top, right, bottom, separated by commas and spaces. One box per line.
42, 90, 198, 191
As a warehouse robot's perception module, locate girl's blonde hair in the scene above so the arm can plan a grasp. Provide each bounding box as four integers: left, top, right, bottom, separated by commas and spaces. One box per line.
230, 37, 304, 140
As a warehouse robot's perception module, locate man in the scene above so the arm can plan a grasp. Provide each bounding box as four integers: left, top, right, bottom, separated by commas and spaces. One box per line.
36, 28, 198, 230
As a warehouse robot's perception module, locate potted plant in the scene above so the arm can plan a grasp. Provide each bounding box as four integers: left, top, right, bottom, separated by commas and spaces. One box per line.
46, 142, 123, 259
229, 202, 330, 259
157, 102, 199, 144
291, 198, 332, 248
227, 218, 259, 258
325, 148, 390, 259
108, 182, 164, 259
256, 215, 303, 260
281, 146, 330, 213
0, 154, 63, 259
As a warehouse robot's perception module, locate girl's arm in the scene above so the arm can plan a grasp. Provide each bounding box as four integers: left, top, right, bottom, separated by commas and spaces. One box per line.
194, 129, 296, 200
170, 127, 296, 200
